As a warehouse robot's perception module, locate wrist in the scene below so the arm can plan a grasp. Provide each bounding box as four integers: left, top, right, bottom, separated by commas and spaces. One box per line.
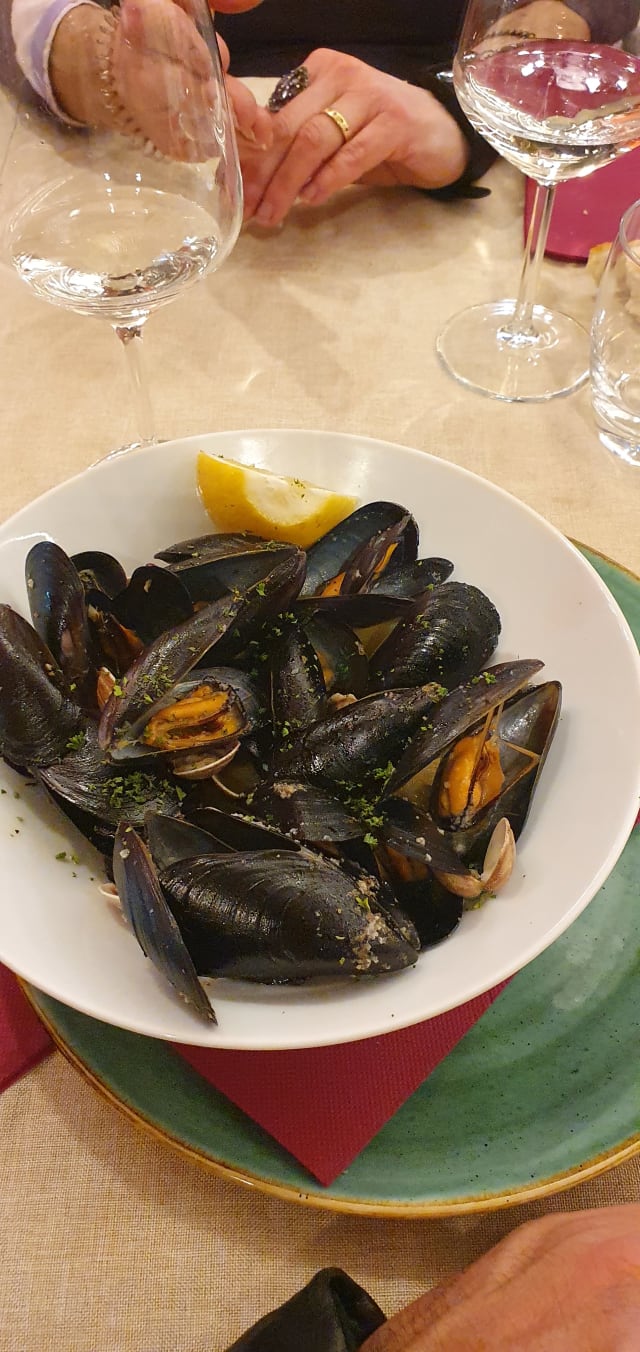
49, 2, 117, 126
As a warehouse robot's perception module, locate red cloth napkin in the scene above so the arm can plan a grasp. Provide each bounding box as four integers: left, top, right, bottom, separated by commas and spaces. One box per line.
176, 981, 508, 1185
524, 145, 640, 264
0, 963, 52, 1093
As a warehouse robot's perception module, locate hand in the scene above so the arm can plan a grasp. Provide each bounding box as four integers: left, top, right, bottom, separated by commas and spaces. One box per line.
362, 1205, 640, 1351
49, 0, 271, 159
240, 48, 470, 228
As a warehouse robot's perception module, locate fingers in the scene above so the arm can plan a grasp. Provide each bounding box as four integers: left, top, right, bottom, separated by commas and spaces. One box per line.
113, 0, 220, 159
299, 115, 398, 205
227, 74, 273, 149
251, 96, 368, 225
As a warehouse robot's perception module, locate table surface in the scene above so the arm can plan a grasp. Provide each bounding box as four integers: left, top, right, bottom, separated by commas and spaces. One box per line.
0, 79, 639, 1352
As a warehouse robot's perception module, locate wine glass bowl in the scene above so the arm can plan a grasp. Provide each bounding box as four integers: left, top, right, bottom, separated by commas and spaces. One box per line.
437, 3, 640, 402
0, 0, 242, 448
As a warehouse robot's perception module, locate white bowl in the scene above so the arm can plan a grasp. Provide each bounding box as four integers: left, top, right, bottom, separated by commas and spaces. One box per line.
0, 430, 638, 1049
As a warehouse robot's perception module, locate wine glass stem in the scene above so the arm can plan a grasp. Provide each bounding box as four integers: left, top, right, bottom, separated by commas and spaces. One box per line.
506, 182, 557, 343
114, 322, 156, 447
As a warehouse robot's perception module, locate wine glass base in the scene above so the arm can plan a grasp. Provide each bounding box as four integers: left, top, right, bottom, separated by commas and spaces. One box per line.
437, 300, 590, 403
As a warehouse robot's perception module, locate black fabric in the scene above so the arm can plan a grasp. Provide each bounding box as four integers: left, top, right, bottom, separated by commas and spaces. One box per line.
215, 0, 640, 69
225, 1268, 386, 1352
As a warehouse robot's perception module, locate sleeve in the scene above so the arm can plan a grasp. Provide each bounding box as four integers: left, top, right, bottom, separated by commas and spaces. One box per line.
565, 0, 640, 43
10, 0, 93, 119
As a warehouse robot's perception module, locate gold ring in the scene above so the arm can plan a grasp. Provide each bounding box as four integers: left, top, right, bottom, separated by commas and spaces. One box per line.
322, 107, 350, 141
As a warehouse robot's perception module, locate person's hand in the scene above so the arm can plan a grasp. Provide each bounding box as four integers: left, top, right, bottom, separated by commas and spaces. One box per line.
361, 1205, 640, 1351
48, 0, 271, 159
239, 48, 470, 227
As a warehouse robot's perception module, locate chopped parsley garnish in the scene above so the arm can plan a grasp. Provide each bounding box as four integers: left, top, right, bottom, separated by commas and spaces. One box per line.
66, 731, 87, 754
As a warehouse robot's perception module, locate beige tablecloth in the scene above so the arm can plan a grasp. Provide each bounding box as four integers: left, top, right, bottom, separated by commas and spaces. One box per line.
0, 80, 639, 1350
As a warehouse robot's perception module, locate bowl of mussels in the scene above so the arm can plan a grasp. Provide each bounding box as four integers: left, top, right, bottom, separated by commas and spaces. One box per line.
0, 428, 638, 1049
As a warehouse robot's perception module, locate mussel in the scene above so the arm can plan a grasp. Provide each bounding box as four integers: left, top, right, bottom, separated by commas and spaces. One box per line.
114, 823, 419, 1017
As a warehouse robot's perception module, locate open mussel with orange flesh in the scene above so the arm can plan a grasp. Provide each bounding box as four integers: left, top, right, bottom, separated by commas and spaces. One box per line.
374, 662, 560, 902
300, 502, 419, 599
98, 550, 303, 759
432, 679, 562, 833
378, 796, 516, 903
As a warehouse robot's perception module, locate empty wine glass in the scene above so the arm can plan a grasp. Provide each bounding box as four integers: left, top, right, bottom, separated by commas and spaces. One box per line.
437, 0, 640, 402
0, 0, 242, 452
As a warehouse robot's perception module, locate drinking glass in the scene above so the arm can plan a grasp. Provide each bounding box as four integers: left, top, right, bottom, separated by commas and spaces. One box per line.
0, 0, 242, 452
591, 199, 640, 465
437, 0, 640, 402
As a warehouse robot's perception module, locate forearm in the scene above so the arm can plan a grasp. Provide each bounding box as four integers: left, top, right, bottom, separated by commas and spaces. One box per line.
10, 0, 93, 116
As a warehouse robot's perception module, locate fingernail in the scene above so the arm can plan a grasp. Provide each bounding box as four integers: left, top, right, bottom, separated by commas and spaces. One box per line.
254, 202, 274, 226
236, 123, 258, 145
300, 184, 320, 203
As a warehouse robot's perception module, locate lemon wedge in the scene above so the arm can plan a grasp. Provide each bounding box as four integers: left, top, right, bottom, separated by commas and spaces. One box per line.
197, 452, 357, 549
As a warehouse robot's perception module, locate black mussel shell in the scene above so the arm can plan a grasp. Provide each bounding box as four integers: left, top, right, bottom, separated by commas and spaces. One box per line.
108, 566, 193, 644
249, 780, 364, 846
213, 551, 307, 663
378, 797, 476, 886
296, 593, 414, 628
71, 551, 127, 599
113, 824, 216, 1023
145, 812, 229, 869
389, 877, 463, 949
301, 502, 419, 597
155, 532, 265, 563
163, 538, 299, 606
39, 725, 183, 827
160, 848, 420, 982
25, 542, 93, 696
0, 605, 81, 766
276, 684, 446, 790
299, 612, 368, 697
369, 582, 501, 692
368, 557, 454, 598
269, 625, 327, 736
186, 804, 300, 853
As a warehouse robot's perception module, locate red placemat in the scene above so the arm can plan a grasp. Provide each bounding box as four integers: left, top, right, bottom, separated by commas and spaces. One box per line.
176, 981, 509, 1185
524, 146, 640, 264
0, 963, 52, 1093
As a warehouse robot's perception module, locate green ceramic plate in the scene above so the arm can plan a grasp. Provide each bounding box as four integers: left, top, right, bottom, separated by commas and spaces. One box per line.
26, 548, 640, 1217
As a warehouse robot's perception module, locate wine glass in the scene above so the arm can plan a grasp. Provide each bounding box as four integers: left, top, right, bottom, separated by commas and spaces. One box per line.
0, 0, 242, 453
436, 0, 640, 402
